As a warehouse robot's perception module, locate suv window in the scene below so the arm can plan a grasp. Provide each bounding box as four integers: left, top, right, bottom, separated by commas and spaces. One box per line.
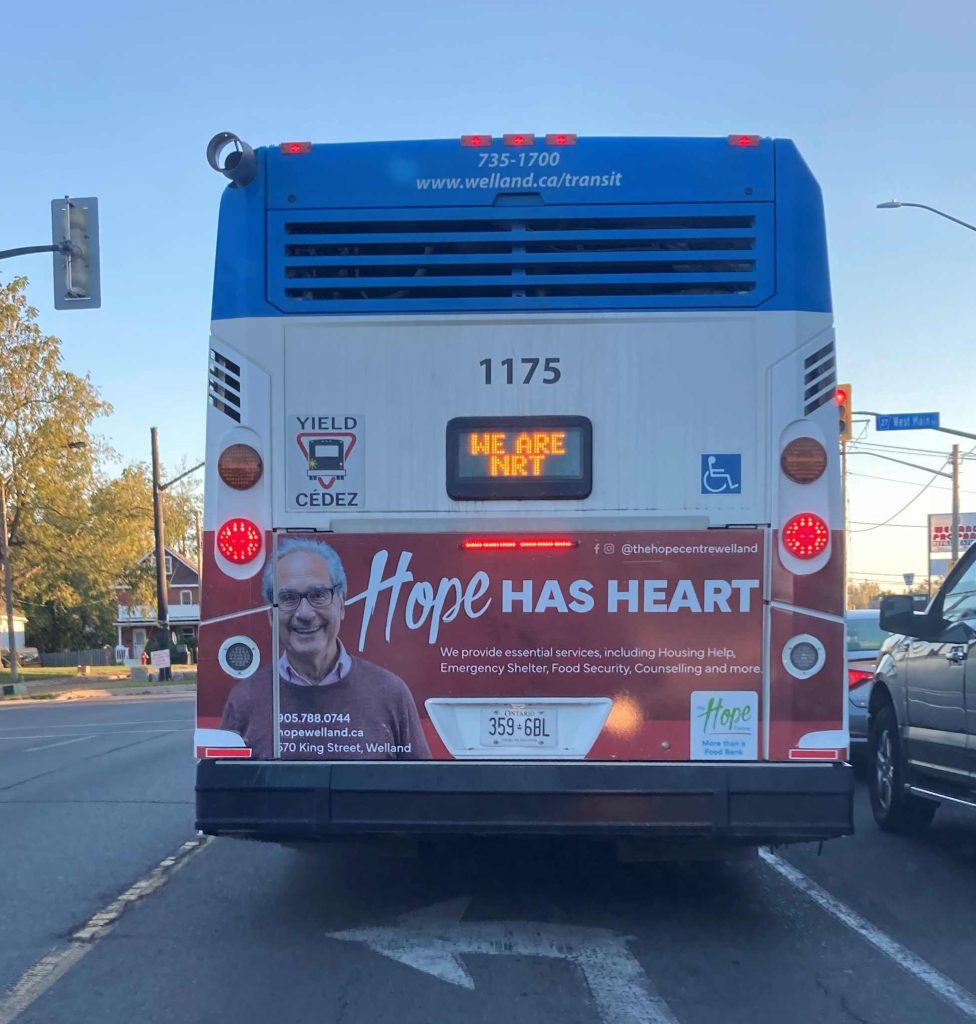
941, 556, 976, 622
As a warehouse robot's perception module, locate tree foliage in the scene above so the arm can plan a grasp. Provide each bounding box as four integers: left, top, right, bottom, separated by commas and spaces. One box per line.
1, 277, 200, 651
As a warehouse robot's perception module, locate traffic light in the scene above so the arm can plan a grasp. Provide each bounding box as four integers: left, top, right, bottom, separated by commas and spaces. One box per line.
51, 197, 100, 309
835, 383, 853, 442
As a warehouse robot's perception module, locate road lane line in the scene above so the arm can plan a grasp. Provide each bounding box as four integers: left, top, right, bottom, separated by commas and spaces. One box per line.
0, 730, 184, 742
23, 736, 94, 752
0, 835, 212, 1024
759, 848, 976, 1021
0, 719, 194, 731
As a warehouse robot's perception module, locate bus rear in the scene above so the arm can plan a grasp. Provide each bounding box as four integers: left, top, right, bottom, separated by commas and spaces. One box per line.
196, 132, 853, 844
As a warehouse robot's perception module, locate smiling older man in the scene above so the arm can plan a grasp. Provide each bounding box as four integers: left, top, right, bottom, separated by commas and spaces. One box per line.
220, 538, 431, 761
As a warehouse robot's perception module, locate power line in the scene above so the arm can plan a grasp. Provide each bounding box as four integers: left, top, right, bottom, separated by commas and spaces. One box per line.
849, 460, 949, 533
848, 470, 976, 495
849, 521, 925, 528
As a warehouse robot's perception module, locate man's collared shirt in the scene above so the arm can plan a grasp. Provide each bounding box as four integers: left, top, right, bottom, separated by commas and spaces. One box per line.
278, 640, 352, 686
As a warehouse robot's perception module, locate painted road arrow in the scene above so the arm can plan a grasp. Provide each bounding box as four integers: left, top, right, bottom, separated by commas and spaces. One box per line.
328, 897, 677, 1024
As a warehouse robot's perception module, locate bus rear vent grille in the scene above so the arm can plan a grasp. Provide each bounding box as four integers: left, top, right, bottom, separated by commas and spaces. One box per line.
268, 204, 774, 313
803, 342, 836, 415
209, 349, 241, 423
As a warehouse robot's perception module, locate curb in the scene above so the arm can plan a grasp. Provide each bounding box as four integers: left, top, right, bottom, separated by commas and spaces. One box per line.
0, 683, 196, 704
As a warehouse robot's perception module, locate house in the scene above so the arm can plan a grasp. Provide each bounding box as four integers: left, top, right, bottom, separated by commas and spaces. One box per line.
0, 607, 28, 651
115, 548, 200, 660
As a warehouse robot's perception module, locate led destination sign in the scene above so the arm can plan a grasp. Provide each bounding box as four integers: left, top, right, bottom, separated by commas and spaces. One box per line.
447, 416, 592, 500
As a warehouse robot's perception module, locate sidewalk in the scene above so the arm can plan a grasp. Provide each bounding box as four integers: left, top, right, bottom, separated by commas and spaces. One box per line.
2, 671, 197, 703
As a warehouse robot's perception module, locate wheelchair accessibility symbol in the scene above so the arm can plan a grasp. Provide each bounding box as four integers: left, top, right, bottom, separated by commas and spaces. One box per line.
701, 454, 741, 494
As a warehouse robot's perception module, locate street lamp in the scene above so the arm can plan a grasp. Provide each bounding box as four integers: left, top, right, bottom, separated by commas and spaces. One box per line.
876, 200, 976, 233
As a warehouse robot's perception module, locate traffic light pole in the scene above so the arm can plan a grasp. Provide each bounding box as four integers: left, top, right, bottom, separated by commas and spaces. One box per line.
0, 243, 70, 261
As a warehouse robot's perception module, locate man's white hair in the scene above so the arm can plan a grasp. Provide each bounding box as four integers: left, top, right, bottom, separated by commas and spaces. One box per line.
261, 537, 348, 604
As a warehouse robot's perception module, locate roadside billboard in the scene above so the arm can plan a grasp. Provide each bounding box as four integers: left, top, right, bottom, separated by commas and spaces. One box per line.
928, 513, 976, 554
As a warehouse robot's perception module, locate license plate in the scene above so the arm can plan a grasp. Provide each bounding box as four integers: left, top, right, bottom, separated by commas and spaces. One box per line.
480, 707, 557, 748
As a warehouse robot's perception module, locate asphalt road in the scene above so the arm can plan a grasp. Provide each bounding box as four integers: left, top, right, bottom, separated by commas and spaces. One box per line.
2, 696, 975, 1024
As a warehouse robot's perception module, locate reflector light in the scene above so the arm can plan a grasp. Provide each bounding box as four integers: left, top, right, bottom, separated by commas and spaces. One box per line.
728, 134, 761, 147
503, 133, 535, 146
460, 135, 492, 147
848, 668, 874, 688
279, 141, 312, 155
202, 747, 253, 759
782, 513, 830, 559
781, 437, 827, 484
218, 443, 264, 490
545, 133, 578, 146
789, 642, 820, 672
461, 538, 577, 551
217, 518, 262, 564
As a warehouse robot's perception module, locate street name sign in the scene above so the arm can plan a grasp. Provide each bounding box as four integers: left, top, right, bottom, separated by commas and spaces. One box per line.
876, 412, 940, 431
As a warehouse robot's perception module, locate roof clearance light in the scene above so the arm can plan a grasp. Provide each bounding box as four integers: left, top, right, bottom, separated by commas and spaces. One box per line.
462, 538, 577, 551
217, 518, 262, 564
781, 437, 828, 484
218, 443, 264, 490
503, 133, 536, 147
279, 141, 312, 155
782, 513, 830, 560
545, 133, 578, 146
461, 135, 492, 148
728, 134, 761, 147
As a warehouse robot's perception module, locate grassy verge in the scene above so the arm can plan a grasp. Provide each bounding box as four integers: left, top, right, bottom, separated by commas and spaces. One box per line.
0, 665, 129, 685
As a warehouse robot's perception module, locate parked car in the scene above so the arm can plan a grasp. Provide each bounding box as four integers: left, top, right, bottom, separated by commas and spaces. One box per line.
846, 609, 896, 759
868, 547, 976, 831
0, 646, 40, 668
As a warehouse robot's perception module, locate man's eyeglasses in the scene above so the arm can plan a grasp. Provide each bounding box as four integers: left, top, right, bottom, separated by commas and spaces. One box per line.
278, 586, 342, 611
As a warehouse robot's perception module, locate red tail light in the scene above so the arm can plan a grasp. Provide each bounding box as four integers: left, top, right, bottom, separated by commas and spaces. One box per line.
461, 538, 577, 551
848, 667, 874, 688
216, 518, 262, 564
782, 513, 830, 559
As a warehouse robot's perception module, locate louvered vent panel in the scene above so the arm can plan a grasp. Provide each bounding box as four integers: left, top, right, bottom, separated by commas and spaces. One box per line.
268, 203, 774, 313
209, 349, 241, 422
803, 341, 836, 415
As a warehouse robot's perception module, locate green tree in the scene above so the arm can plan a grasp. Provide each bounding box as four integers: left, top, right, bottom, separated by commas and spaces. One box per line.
1, 277, 200, 652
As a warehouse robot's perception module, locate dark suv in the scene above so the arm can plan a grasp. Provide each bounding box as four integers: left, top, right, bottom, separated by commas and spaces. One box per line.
868, 545, 976, 831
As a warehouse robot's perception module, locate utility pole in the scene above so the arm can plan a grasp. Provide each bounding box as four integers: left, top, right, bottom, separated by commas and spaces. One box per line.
0, 476, 18, 683
151, 428, 171, 682
150, 431, 204, 682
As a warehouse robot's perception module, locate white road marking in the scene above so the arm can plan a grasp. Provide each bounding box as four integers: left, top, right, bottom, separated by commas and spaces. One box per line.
0, 730, 184, 741
23, 736, 94, 752
0, 719, 193, 730
329, 897, 677, 1024
760, 848, 976, 1021
0, 835, 212, 1024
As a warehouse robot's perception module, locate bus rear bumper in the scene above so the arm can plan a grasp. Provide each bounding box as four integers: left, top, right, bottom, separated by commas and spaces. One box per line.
196, 760, 853, 844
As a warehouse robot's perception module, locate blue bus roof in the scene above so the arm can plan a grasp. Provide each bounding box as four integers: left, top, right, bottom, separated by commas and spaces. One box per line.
211, 136, 830, 318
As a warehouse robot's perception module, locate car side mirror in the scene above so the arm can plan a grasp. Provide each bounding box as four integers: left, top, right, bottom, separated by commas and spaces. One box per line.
879, 595, 943, 642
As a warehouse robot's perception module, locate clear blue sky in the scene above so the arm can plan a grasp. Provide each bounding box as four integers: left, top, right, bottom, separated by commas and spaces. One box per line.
3, 0, 974, 584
